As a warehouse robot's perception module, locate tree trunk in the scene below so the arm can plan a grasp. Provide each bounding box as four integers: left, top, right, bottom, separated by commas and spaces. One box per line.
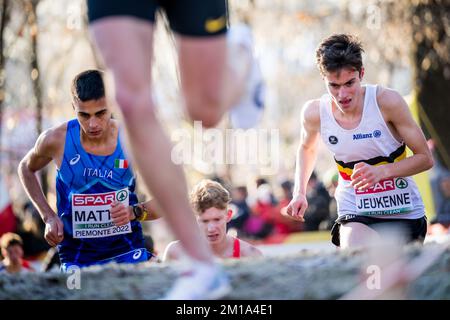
411, 0, 450, 169
26, 0, 48, 195
0, 0, 9, 155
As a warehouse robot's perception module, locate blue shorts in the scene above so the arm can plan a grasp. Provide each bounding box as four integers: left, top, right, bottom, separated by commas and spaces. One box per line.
60, 248, 150, 272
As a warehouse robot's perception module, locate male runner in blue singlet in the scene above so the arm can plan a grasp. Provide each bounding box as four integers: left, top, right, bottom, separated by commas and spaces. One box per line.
18, 70, 159, 271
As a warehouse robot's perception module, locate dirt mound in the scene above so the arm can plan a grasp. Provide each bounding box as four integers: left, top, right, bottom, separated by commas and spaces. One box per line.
1, 243, 449, 300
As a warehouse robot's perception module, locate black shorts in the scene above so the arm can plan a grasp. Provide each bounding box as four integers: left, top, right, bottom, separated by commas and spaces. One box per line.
330, 215, 427, 247
87, 0, 228, 37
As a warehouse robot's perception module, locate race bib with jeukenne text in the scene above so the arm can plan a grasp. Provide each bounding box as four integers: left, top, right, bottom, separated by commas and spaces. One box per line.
355, 178, 413, 216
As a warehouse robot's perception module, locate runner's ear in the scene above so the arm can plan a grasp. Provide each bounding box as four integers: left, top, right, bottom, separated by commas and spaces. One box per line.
359, 67, 365, 80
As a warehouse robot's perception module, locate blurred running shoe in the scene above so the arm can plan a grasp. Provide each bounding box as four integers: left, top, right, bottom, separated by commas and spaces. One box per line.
228, 23, 265, 129
162, 262, 231, 300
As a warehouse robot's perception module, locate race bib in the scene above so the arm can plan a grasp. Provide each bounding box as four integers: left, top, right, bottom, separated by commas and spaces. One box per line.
71, 188, 131, 239
355, 178, 413, 216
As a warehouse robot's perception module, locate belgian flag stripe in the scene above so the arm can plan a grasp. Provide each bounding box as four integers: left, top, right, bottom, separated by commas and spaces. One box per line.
335, 143, 406, 181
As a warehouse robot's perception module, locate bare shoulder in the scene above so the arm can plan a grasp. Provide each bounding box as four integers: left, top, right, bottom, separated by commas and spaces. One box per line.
34, 122, 67, 158
376, 86, 409, 116
301, 99, 321, 126
239, 239, 263, 258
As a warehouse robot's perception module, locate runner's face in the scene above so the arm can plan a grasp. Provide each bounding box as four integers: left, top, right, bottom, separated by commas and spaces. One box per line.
324, 68, 363, 112
197, 207, 228, 244
74, 97, 111, 140
5, 245, 23, 264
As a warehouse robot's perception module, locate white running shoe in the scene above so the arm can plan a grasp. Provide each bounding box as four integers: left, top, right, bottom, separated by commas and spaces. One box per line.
162, 262, 231, 300
228, 24, 265, 129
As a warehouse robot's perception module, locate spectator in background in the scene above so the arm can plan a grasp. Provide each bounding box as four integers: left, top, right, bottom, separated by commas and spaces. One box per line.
323, 169, 339, 230
228, 186, 251, 235
16, 202, 50, 260
437, 175, 450, 225
427, 139, 450, 219
428, 174, 450, 236
304, 171, 331, 231
0, 196, 17, 238
256, 178, 277, 205
256, 178, 267, 189
0, 232, 35, 274
246, 183, 275, 239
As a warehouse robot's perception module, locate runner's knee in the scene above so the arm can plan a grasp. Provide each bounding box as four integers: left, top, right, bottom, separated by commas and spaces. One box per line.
185, 92, 224, 128
115, 86, 156, 121
188, 109, 222, 128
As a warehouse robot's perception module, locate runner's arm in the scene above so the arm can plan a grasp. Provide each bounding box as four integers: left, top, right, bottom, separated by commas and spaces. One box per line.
18, 128, 61, 223
129, 199, 161, 221
293, 100, 321, 196
285, 101, 321, 221
378, 89, 433, 178
112, 198, 161, 226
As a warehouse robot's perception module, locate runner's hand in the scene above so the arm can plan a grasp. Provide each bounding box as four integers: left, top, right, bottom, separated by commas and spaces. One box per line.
351, 162, 386, 191
110, 202, 132, 226
282, 194, 307, 222
44, 215, 64, 247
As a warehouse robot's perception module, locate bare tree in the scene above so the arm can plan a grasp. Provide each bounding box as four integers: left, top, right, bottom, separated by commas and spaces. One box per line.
25, 0, 48, 195
411, 0, 450, 169
0, 0, 9, 154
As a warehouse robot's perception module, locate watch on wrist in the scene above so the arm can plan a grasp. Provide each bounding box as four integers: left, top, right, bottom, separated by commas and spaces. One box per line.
132, 203, 148, 221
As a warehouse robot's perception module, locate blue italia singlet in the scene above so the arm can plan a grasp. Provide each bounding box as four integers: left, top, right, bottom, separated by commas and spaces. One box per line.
56, 119, 146, 266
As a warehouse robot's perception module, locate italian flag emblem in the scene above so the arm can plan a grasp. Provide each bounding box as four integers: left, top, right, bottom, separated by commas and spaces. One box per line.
114, 159, 128, 169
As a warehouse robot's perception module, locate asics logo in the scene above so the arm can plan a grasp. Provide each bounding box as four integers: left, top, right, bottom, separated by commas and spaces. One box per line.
133, 249, 142, 260
69, 154, 81, 165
